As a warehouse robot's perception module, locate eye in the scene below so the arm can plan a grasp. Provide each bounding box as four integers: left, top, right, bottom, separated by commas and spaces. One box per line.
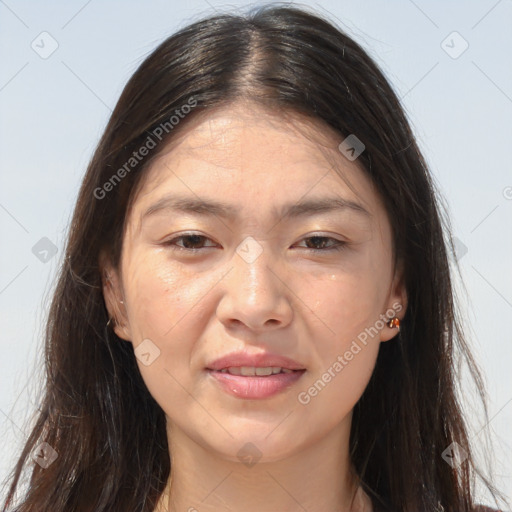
162, 233, 347, 253
294, 235, 347, 252
162, 233, 218, 251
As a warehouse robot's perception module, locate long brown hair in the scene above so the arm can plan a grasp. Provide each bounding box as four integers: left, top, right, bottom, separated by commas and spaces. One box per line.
1, 4, 507, 511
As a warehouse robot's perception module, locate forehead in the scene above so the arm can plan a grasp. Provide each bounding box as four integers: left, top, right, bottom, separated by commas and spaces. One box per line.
172, 105, 332, 158
128, 102, 386, 228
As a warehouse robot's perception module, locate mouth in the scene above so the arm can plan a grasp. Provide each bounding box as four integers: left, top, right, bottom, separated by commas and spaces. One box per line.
212, 366, 302, 376
206, 366, 306, 399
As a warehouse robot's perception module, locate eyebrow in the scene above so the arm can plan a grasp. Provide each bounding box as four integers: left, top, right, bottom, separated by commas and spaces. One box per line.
141, 193, 371, 222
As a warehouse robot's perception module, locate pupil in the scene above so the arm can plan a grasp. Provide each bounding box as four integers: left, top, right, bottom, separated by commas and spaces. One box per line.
184, 235, 203, 248
308, 236, 325, 249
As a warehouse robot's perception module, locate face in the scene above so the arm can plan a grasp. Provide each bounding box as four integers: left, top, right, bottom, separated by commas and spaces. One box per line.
102, 101, 407, 464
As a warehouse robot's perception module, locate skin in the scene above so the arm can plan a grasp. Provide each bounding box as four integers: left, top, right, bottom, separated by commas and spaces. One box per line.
102, 100, 407, 512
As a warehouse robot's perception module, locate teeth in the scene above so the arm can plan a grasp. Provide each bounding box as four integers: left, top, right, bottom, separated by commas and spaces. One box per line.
255, 367, 273, 376
218, 366, 294, 376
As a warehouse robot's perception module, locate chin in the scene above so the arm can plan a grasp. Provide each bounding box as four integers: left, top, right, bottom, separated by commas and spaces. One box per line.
205, 428, 307, 466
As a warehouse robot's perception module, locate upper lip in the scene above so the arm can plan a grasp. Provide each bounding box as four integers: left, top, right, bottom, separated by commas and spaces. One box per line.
207, 352, 306, 371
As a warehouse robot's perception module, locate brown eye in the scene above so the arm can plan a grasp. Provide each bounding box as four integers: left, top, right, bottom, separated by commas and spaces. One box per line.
163, 233, 217, 251
296, 236, 347, 252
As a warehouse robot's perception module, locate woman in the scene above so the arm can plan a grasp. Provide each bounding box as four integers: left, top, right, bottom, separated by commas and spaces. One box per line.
1, 4, 507, 512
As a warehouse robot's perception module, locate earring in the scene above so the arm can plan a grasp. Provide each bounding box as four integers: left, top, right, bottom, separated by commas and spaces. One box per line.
387, 317, 400, 330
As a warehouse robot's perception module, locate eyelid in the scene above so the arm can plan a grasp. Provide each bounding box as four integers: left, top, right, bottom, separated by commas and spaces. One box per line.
294, 235, 347, 251
162, 232, 218, 250
161, 231, 348, 253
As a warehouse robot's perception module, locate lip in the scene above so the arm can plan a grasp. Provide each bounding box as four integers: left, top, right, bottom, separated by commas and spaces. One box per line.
206, 352, 306, 371
207, 369, 306, 399
205, 351, 306, 400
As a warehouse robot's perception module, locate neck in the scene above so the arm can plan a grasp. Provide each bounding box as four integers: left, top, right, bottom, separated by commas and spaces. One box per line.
155, 419, 373, 512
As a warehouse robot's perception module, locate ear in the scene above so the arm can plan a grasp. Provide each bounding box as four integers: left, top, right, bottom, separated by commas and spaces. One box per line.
380, 260, 408, 343
99, 251, 132, 342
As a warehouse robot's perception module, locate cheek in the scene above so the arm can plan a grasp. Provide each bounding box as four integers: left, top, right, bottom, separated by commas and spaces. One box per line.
122, 258, 209, 415
125, 256, 210, 341
311, 269, 384, 351
297, 279, 382, 418
298, 264, 387, 408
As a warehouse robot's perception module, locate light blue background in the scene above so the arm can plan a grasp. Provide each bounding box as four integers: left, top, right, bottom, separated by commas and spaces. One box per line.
1, 0, 511, 506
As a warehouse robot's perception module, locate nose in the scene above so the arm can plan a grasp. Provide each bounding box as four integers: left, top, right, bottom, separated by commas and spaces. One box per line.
215, 243, 294, 333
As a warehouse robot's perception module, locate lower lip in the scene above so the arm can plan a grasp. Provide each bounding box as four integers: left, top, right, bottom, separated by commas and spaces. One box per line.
207, 369, 306, 399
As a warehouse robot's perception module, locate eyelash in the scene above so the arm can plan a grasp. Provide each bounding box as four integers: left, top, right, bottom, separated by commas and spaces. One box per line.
162, 233, 348, 253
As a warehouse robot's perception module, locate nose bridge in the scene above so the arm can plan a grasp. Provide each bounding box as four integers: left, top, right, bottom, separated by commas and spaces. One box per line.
233, 236, 277, 301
